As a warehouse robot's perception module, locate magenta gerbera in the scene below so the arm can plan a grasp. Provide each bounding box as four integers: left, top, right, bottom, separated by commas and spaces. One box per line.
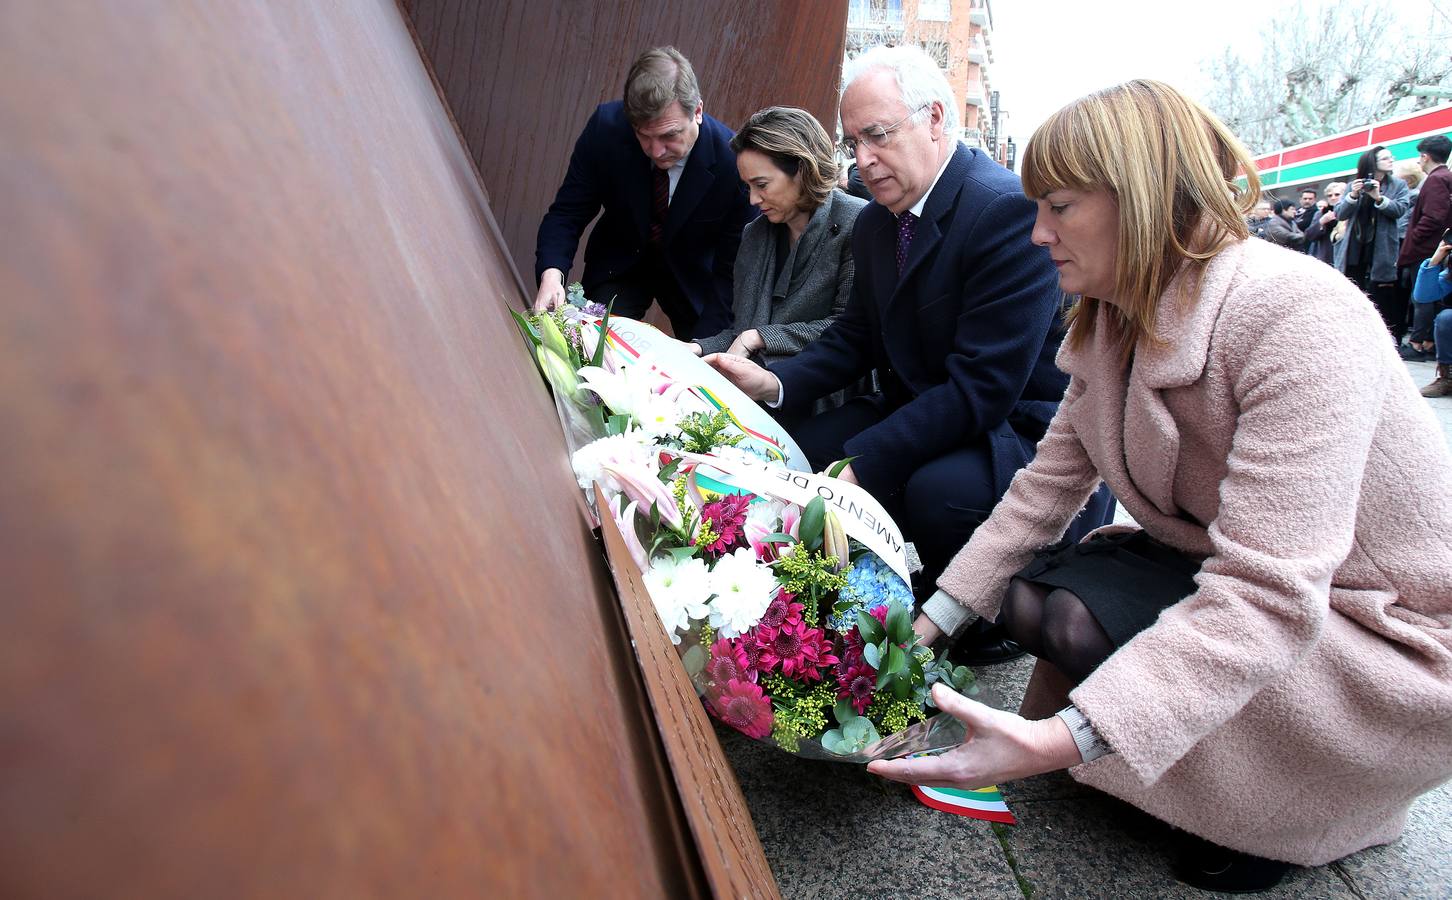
704, 636, 756, 686
753, 620, 840, 682
836, 656, 878, 714
696, 492, 752, 555
710, 678, 774, 739
758, 591, 804, 630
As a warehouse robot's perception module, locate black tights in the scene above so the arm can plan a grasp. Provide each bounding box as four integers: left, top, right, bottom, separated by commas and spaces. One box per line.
999, 577, 1113, 683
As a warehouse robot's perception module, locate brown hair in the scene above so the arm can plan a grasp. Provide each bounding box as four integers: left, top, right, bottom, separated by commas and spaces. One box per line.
730, 107, 839, 212
1020, 79, 1260, 361
623, 47, 700, 125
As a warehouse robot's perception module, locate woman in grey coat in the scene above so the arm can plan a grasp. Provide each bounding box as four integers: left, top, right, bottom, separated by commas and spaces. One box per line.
1336, 145, 1411, 340
692, 107, 866, 366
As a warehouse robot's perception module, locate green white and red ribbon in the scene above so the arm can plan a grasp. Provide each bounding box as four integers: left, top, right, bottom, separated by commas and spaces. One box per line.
911, 784, 1017, 824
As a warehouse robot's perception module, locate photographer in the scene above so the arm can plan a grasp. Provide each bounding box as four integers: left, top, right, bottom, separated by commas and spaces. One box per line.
1336, 146, 1412, 341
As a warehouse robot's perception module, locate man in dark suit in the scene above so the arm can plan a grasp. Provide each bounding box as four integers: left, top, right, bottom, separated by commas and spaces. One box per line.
533, 47, 753, 339
708, 46, 1113, 663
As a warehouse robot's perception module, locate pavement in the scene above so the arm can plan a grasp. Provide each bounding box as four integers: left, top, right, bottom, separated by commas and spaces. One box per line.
722, 358, 1452, 898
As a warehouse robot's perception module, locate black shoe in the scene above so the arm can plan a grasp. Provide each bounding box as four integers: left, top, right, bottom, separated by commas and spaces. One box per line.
1399, 344, 1432, 361
1172, 834, 1294, 893
946, 620, 1025, 666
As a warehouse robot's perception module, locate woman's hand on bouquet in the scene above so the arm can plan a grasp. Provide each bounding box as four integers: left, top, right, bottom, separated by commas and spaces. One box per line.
703, 351, 782, 402
866, 684, 1083, 789
911, 614, 943, 647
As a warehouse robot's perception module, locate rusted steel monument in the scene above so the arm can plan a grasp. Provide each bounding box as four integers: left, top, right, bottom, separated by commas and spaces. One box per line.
0, 2, 845, 897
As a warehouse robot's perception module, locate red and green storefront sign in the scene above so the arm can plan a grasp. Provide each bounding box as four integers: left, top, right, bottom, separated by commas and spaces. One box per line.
1240, 104, 1452, 191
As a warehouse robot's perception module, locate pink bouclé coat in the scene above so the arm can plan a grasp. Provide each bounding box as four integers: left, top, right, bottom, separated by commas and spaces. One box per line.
937, 238, 1452, 865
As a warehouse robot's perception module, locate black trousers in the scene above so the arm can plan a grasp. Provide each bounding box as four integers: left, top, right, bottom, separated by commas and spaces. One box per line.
791, 394, 1116, 592
1346, 259, 1406, 343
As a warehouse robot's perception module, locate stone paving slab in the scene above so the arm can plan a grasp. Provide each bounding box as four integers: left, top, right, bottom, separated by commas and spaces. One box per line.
718, 723, 1023, 899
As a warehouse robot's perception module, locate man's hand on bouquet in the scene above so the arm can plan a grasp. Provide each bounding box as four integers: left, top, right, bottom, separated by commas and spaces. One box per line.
726, 329, 764, 358
687, 342, 704, 356
911, 614, 943, 647
703, 352, 782, 402
866, 684, 1082, 789
533, 268, 566, 313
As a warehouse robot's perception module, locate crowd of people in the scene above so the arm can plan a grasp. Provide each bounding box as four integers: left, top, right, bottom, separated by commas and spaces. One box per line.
531, 45, 1452, 893
1251, 134, 1452, 396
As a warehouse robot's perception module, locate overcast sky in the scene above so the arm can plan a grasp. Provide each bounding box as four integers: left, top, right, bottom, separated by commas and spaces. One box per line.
990, 0, 1444, 148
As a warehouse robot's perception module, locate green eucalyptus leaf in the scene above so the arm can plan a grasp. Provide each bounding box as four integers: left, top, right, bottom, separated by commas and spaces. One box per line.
833, 700, 857, 725
861, 641, 882, 670
667, 546, 698, 563
821, 729, 847, 754
681, 644, 708, 677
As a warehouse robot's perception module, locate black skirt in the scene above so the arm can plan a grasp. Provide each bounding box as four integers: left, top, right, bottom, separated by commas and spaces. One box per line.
1014, 529, 1203, 647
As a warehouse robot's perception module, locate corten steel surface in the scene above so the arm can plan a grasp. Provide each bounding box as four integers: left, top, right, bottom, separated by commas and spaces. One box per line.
0, 2, 706, 897
595, 487, 781, 899
403, 0, 850, 301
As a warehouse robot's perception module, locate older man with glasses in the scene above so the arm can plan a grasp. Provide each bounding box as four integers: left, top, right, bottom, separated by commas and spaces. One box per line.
707, 44, 1115, 665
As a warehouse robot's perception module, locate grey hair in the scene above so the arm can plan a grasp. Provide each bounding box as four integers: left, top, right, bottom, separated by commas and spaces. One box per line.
842, 44, 960, 137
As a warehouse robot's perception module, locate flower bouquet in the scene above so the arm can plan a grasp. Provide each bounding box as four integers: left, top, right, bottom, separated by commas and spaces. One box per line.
514, 291, 986, 762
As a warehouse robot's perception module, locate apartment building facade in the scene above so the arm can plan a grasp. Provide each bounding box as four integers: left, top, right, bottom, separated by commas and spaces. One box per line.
845, 0, 1009, 167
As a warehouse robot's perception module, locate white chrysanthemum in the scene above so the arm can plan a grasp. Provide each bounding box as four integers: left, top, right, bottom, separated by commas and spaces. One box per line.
633, 389, 683, 437
570, 431, 652, 491
643, 556, 712, 644
706, 547, 779, 639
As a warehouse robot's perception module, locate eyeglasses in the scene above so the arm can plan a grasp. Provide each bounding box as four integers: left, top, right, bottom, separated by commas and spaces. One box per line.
838, 104, 928, 157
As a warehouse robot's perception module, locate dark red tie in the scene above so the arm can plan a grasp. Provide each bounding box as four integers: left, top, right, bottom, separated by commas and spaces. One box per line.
649, 166, 669, 246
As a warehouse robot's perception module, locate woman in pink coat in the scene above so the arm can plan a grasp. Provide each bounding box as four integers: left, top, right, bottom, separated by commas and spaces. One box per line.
869, 80, 1452, 892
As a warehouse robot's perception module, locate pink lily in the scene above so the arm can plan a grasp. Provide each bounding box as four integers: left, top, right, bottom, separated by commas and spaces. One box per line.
600, 459, 683, 530
613, 500, 649, 570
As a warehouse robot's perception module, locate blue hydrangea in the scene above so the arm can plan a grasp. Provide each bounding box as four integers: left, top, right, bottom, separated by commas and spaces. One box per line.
827, 553, 914, 632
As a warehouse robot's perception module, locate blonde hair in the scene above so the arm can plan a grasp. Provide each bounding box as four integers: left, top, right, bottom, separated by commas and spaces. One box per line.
1395, 159, 1424, 190
1020, 80, 1260, 360
731, 107, 839, 211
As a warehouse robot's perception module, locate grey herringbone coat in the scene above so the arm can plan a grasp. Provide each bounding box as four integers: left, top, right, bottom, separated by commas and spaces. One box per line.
695, 189, 866, 362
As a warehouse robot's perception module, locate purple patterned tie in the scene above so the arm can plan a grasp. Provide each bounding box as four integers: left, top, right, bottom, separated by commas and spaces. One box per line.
896, 211, 917, 276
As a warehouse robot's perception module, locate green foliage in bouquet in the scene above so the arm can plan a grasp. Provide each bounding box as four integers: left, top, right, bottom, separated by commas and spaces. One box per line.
821, 700, 883, 755
763, 675, 837, 753
773, 549, 848, 626
856, 603, 922, 702
667, 409, 744, 454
